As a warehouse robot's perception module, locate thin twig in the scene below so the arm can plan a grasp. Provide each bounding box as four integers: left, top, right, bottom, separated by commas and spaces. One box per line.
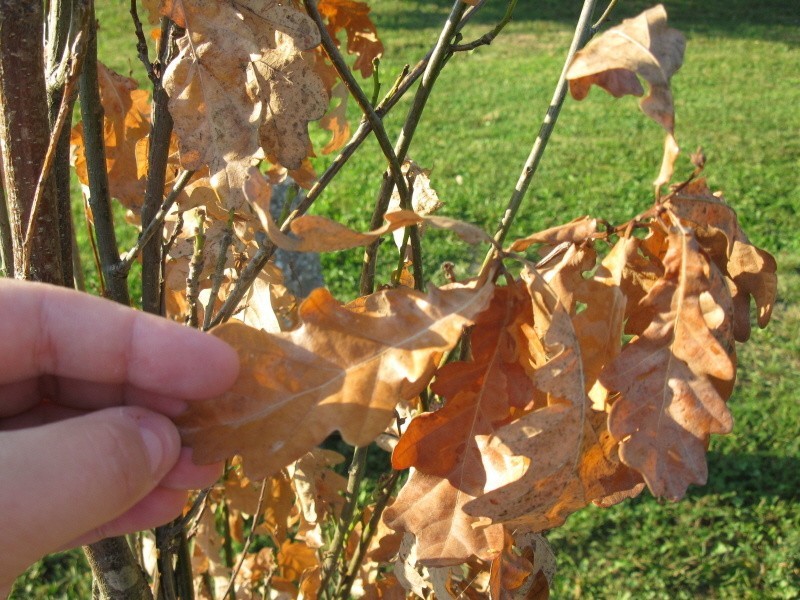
337, 470, 402, 599
221, 479, 269, 600
305, 0, 411, 209
23, 36, 84, 259
203, 215, 234, 330
450, 0, 518, 52
320, 446, 369, 599
480, 0, 599, 274
129, 0, 157, 83
185, 213, 206, 328
359, 0, 470, 295
115, 169, 194, 276
591, 0, 619, 33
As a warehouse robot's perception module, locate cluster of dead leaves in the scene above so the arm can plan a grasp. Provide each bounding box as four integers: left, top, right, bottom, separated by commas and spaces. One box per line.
70, 0, 383, 324
67, 2, 779, 597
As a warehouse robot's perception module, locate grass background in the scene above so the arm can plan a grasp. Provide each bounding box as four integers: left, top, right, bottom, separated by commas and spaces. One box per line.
11, 0, 799, 597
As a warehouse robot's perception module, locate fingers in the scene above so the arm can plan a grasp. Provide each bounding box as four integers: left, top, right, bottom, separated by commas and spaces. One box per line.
0, 406, 182, 582
0, 279, 239, 400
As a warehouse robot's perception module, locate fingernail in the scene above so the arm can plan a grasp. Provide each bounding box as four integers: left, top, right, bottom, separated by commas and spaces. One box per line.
136, 414, 173, 476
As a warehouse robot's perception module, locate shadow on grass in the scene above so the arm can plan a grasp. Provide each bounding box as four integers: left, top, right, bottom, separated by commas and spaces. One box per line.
692, 450, 800, 503
378, 0, 800, 44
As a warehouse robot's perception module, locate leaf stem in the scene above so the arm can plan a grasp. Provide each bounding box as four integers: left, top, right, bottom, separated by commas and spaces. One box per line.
481, 0, 599, 273
203, 214, 234, 330
450, 0, 518, 52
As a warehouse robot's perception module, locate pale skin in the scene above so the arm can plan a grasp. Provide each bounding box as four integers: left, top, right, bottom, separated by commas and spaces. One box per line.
0, 280, 240, 595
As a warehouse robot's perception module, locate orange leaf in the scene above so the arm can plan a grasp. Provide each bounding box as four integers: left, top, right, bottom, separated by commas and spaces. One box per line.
177, 279, 494, 479
600, 228, 736, 499
161, 0, 327, 211
566, 5, 685, 186
317, 0, 384, 78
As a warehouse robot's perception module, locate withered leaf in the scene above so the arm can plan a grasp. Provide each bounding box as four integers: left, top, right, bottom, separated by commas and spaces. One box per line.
70, 62, 150, 211
162, 0, 327, 211
566, 5, 685, 187
600, 228, 736, 499
177, 279, 494, 479
463, 265, 642, 528
317, 0, 384, 78
507, 217, 597, 254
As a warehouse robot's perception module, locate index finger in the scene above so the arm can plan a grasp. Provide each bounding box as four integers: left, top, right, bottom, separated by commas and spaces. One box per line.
0, 280, 239, 399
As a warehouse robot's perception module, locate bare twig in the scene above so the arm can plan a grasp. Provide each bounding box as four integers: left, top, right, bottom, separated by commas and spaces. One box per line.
337, 470, 402, 599
221, 479, 269, 600
115, 169, 194, 276
481, 0, 599, 273
23, 39, 84, 257
320, 446, 369, 599
360, 0, 470, 295
78, 12, 129, 303
129, 0, 158, 83
185, 214, 206, 328
305, 0, 410, 209
592, 0, 619, 33
450, 0, 518, 52
203, 215, 234, 330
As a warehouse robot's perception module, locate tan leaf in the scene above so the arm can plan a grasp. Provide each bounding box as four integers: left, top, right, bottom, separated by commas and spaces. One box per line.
566, 5, 685, 186
489, 531, 555, 600
320, 81, 351, 154
506, 217, 597, 253
665, 179, 778, 338
287, 448, 347, 525
463, 265, 642, 528
70, 62, 150, 211
177, 278, 494, 479
385, 287, 533, 565
317, 0, 384, 78
161, 0, 327, 211
600, 228, 736, 499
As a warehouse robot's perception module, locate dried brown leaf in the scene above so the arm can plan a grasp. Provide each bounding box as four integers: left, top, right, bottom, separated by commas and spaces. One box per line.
317, 0, 384, 78
566, 5, 686, 186
177, 279, 494, 479
162, 0, 327, 211
600, 228, 736, 499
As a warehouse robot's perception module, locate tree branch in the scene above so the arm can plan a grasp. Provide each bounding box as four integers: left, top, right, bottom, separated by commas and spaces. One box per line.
78, 9, 129, 303
481, 0, 599, 272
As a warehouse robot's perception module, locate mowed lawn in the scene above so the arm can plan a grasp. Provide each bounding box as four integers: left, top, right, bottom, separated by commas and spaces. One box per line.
12, 0, 799, 598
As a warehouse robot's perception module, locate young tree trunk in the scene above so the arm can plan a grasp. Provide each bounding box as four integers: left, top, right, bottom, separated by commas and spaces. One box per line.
0, 0, 64, 285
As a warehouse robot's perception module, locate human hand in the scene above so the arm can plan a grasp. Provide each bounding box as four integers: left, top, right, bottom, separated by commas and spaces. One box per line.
0, 280, 239, 594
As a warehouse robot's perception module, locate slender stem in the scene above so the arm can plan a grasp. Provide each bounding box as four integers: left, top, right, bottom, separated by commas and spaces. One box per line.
592, 0, 619, 32
129, 0, 157, 83
115, 169, 194, 276
304, 0, 410, 209
78, 9, 129, 303
206, 235, 274, 329
0, 177, 12, 277
481, 0, 599, 272
320, 446, 368, 599
337, 471, 401, 599
203, 216, 233, 330
220, 501, 237, 600
141, 17, 176, 314
221, 479, 268, 600
359, 0, 469, 295
185, 217, 206, 328
450, 0, 518, 52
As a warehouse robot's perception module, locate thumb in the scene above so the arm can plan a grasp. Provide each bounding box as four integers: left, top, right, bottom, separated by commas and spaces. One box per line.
0, 406, 180, 583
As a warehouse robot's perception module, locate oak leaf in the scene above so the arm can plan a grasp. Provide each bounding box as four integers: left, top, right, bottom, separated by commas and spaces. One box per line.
599, 228, 736, 499
385, 287, 533, 565
177, 279, 494, 479
462, 265, 642, 528
161, 0, 327, 211
506, 217, 597, 254
70, 62, 150, 211
317, 0, 384, 78
566, 5, 685, 187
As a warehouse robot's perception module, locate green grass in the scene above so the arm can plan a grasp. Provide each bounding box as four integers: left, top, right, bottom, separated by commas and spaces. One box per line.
12, 0, 800, 597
